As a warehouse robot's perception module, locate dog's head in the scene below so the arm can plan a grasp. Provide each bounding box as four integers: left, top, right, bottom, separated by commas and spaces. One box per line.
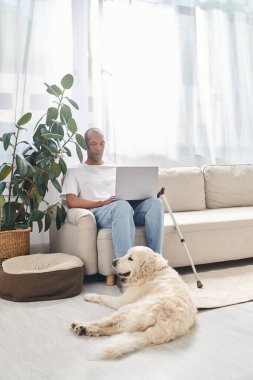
112, 246, 168, 282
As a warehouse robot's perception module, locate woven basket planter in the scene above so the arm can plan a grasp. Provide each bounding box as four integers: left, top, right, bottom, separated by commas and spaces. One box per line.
0, 228, 31, 267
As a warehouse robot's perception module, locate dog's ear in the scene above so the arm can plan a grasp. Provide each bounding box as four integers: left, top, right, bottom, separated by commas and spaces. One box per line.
153, 253, 168, 271
136, 253, 168, 280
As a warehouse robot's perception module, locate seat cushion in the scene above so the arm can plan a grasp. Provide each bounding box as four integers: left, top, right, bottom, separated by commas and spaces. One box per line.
0, 253, 84, 302
164, 206, 253, 232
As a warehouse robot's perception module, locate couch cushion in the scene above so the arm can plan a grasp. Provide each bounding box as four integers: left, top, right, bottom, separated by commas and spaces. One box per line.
158, 167, 206, 212
203, 164, 253, 208
163, 206, 253, 232
162, 206, 253, 267
97, 206, 253, 273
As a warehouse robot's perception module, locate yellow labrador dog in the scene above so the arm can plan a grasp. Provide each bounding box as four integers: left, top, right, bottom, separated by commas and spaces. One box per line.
71, 246, 197, 359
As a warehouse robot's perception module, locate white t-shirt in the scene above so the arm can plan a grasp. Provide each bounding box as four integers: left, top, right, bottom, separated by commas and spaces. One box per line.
61, 164, 116, 201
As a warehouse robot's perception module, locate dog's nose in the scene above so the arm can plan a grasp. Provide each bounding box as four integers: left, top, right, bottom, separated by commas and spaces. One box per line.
112, 259, 119, 268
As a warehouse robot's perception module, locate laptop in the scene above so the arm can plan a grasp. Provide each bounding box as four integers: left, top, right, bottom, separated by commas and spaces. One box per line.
115, 166, 158, 201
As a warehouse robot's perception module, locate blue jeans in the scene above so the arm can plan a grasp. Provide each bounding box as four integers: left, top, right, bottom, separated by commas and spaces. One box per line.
92, 198, 164, 257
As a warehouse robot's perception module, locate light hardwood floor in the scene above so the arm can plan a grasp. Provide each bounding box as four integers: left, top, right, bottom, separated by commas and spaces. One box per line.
1, 274, 253, 380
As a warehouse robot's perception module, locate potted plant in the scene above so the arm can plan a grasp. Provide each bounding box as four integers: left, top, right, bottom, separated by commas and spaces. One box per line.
0, 74, 86, 264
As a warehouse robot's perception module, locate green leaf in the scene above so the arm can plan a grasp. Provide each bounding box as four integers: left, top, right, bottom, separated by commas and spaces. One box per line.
56, 214, 61, 229
2, 202, 16, 227
0, 182, 6, 194
61, 74, 74, 89
36, 153, 51, 169
41, 141, 59, 155
51, 123, 64, 140
18, 190, 31, 207
51, 178, 62, 193
56, 205, 66, 230
75, 133, 87, 150
44, 212, 52, 232
22, 145, 33, 156
3, 132, 14, 150
63, 147, 72, 157
42, 144, 58, 155
61, 204, 67, 223
51, 85, 62, 96
33, 124, 48, 146
16, 112, 32, 126
56, 205, 62, 219
59, 157, 67, 175
60, 104, 72, 124
0, 164, 11, 181
34, 190, 42, 205
46, 107, 58, 126
56, 206, 62, 230
42, 133, 63, 140
26, 161, 35, 176
44, 83, 60, 97
75, 143, 83, 163
36, 180, 47, 197
16, 153, 28, 178
13, 176, 19, 196
66, 97, 79, 110
67, 117, 77, 134
0, 194, 5, 208
33, 124, 48, 137
30, 209, 44, 222
50, 162, 61, 178
37, 219, 43, 233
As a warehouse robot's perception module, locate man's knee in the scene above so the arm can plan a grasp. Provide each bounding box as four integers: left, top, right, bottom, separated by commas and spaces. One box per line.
155, 198, 164, 213
111, 200, 134, 217
146, 197, 164, 212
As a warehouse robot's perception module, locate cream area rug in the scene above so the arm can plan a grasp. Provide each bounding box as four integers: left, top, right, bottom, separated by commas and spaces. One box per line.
180, 260, 253, 309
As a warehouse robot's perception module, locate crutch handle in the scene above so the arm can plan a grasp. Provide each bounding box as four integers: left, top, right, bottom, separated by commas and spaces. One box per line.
157, 187, 165, 198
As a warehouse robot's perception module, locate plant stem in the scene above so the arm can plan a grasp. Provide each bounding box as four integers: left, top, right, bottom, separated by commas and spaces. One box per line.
61, 133, 74, 149
43, 202, 61, 213
57, 90, 65, 112
15, 181, 36, 223
48, 90, 65, 138
8, 124, 21, 203
33, 112, 47, 133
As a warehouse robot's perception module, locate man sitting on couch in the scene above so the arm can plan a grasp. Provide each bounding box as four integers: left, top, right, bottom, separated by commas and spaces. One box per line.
61, 128, 164, 258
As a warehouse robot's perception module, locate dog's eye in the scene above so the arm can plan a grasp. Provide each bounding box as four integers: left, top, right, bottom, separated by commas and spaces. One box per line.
128, 256, 133, 261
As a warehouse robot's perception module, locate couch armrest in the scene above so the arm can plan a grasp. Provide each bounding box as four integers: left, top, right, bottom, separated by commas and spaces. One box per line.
66, 208, 95, 225
49, 208, 98, 275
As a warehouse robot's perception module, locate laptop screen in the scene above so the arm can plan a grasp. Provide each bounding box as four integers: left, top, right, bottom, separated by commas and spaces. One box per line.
115, 167, 158, 201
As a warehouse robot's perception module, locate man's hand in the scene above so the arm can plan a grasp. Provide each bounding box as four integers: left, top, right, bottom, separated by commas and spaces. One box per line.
66, 193, 116, 209
99, 196, 115, 207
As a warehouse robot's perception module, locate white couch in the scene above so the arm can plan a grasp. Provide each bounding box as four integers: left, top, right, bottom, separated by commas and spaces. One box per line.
50, 164, 253, 281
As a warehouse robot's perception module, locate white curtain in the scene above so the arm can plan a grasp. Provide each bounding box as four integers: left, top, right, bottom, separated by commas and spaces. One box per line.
2, 0, 253, 250
88, 0, 253, 166
0, 0, 88, 251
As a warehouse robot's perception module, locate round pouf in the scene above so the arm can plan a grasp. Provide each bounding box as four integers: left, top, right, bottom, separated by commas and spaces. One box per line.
0, 253, 85, 302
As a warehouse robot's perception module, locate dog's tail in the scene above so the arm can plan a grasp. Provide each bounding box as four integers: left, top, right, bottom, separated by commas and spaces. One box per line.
92, 332, 150, 360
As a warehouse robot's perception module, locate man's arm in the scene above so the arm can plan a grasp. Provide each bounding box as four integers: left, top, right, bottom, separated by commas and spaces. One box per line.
66, 194, 115, 209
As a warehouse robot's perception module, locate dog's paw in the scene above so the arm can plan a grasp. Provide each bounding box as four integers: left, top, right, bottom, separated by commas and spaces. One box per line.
71, 322, 100, 337
71, 321, 87, 336
84, 293, 102, 304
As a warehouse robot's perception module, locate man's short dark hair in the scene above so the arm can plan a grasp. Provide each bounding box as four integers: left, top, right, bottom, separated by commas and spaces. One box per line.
84, 128, 103, 146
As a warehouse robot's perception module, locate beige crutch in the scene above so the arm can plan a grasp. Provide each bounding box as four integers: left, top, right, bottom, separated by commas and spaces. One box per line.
158, 187, 203, 288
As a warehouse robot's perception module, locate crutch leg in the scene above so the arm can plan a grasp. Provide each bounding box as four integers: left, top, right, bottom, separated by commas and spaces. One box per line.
158, 187, 203, 288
